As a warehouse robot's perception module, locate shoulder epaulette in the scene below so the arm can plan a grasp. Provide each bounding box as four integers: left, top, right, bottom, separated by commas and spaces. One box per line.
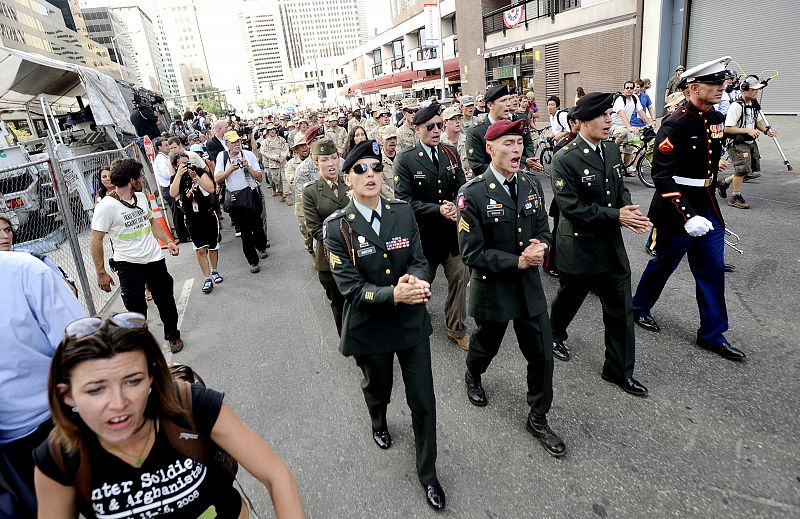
323, 209, 347, 224
388, 198, 408, 204
302, 180, 316, 188
463, 173, 486, 189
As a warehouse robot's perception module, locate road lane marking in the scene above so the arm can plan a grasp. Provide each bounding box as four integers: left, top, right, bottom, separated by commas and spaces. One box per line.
162, 278, 194, 364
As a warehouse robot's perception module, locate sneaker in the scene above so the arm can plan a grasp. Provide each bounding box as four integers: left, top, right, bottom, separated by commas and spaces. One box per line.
258, 249, 269, 259
717, 180, 729, 199
169, 338, 184, 353
202, 278, 213, 293
728, 194, 750, 209
250, 264, 261, 273
211, 270, 224, 284
743, 172, 761, 182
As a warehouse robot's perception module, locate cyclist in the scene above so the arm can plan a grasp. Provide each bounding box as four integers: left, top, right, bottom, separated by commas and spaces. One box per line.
610, 81, 653, 174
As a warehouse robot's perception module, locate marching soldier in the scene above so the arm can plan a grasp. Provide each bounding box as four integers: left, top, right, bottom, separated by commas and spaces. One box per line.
633, 56, 747, 362
262, 123, 290, 202
396, 98, 419, 150
394, 103, 470, 350
466, 84, 540, 177
378, 125, 399, 199
303, 139, 350, 335
325, 113, 348, 156
286, 132, 315, 260
459, 95, 478, 130
548, 92, 650, 396
457, 119, 565, 457
367, 106, 391, 141
440, 106, 473, 181
324, 139, 446, 511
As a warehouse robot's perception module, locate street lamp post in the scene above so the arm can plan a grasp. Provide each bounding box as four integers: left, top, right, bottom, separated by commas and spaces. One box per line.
109, 30, 141, 81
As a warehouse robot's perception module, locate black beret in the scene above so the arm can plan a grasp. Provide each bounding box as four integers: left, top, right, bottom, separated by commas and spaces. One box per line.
484, 84, 510, 103
571, 92, 614, 121
342, 139, 382, 173
412, 102, 440, 125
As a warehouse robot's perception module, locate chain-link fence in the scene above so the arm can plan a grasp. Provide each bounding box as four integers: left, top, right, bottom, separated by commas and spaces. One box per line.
1, 138, 142, 314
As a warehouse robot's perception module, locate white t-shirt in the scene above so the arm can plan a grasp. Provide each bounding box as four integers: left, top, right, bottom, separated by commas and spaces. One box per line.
214, 149, 260, 191
611, 95, 644, 126
91, 192, 164, 264
724, 100, 764, 129
549, 111, 568, 135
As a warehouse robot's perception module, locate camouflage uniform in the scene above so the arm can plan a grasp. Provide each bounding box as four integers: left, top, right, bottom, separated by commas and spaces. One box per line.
440, 131, 473, 181
396, 122, 416, 150
262, 135, 290, 201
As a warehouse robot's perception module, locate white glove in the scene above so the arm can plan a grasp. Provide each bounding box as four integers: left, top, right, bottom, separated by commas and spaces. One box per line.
684, 216, 714, 237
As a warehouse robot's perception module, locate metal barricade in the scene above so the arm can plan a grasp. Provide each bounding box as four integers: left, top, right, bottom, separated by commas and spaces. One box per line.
1, 139, 141, 314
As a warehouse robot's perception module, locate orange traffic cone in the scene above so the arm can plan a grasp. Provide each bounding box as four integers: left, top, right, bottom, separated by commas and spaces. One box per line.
148, 194, 178, 248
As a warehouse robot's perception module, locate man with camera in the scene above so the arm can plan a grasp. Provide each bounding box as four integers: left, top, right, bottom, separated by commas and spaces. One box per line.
214, 131, 269, 273
130, 99, 163, 140
718, 76, 777, 209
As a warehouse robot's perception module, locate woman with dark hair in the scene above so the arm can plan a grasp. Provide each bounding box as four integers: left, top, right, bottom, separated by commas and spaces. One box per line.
342, 125, 367, 159
94, 165, 114, 203
575, 86, 586, 105
33, 313, 304, 518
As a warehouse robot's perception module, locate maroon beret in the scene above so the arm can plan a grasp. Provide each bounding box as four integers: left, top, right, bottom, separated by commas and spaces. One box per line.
305, 124, 325, 145
484, 118, 525, 141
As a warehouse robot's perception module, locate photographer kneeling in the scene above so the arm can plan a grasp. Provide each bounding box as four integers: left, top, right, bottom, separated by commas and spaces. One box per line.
170, 151, 223, 294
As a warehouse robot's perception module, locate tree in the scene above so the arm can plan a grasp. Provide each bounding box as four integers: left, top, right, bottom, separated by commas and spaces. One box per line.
196, 86, 223, 117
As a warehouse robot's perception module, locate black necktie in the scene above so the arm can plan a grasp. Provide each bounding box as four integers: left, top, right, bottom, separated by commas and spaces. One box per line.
432, 147, 439, 171
595, 145, 604, 164
332, 183, 338, 198
370, 210, 381, 224
505, 177, 517, 203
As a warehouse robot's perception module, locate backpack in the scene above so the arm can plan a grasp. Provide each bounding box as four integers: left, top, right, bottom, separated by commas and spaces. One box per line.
728, 99, 761, 146
555, 109, 569, 131
47, 364, 238, 505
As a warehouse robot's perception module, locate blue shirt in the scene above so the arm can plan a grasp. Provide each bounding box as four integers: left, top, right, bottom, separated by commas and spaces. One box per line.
630, 92, 652, 127
0, 251, 86, 443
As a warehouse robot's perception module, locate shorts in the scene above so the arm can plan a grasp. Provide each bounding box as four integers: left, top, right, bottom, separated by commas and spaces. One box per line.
184, 210, 220, 250
727, 141, 761, 177
611, 125, 633, 144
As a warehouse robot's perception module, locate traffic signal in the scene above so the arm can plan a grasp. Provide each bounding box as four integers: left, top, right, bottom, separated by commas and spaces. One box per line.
236, 86, 241, 95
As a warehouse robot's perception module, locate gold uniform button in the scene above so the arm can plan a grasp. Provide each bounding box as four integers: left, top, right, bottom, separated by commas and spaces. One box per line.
519, 241, 524, 246
587, 182, 592, 186
438, 179, 442, 184
574, 232, 579, 236
438, 189, 442, 194
517, 227, 522, 232
383, 253, 388, 258
692, 145, 696, 149
494, 218, 499, 222
681, 206, 686, 210
481, 275, 487, 280
676, 199, 680, 202
608, 203, 612, 207
385, 269, 391, 275
606, 190, 611, 195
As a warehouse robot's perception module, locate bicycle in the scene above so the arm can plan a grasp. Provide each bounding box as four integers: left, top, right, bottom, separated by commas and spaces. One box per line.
531, 126, 556, 178
617, 125, 657, 188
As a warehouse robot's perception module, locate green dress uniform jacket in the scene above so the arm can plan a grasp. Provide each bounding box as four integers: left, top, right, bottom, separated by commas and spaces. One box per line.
457, 169, 552, 321
394, 141, 467, 261
465, 117, 535, 177
550, 135, 632, 275
324, 198, 432, 357
302, 177, 350, 272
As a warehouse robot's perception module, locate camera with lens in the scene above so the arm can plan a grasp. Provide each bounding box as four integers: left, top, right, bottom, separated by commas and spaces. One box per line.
185, 162, 205, 173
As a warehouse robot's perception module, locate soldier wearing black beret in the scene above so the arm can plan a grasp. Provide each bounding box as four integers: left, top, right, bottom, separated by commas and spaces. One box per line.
324, 139, 446, 511
465, 84, 540, 177
457, 118, 566, 457
394, 102, 471, 350
549, 91, 651, 396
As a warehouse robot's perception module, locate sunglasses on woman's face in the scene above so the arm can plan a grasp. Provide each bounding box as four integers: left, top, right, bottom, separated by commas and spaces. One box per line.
65, 312, 148, 340
351, 162, 384, 174
425, 122, 444, 132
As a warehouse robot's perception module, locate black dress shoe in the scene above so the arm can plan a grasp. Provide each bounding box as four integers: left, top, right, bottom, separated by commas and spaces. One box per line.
372, 430, 391, 449
525, 414, 566, 458
543, 267, 560, 278
724, 263, 736, 273
601, 372, 649, 396
696, 340, 747, 361
634, 314, 661, 333
422, 483, 446, 511
465, 371, 488, 407
644, 244, 657, 257
552, 340, 570, 362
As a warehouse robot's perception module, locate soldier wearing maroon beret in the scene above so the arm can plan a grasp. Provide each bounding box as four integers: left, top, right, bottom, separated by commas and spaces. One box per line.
456, 118, 566, 457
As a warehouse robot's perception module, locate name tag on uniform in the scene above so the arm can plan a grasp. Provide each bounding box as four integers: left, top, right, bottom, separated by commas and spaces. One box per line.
487, 209, 504, 217
613, 164, 625, 178
414, 171, 426, 179
581, 175, 596, 182
356, 246, 376, 257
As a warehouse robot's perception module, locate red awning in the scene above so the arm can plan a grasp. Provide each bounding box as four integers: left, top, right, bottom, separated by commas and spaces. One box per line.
374, 75, 393, 87
361, 79, 378, 94
444, 58, 459, 74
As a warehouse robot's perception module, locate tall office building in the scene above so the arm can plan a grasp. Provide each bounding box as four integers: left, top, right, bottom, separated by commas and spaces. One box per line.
0, 0, 119, 77
81, 7, 140, 84
277, 0, 367, 83
238, 0, 288, 99
158, 0, 212, 104
108, 6, 170, 94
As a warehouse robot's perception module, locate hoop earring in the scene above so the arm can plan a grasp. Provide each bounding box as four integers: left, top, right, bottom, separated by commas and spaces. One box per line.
71, 406, 79, 413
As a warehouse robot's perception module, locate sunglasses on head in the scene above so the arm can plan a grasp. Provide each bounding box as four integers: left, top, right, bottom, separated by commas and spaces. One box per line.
351, 162, 384, 174
425, 122, 444, 131
65, 312, 148, 340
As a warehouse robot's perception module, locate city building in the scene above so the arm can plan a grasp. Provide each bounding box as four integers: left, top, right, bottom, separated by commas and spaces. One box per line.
81, 6, 140, 84
238, 0, 289, 100
158, 0, 213, 106
276, 0, 368, 102
0, 0, 122, 78
337, 0, 460, 106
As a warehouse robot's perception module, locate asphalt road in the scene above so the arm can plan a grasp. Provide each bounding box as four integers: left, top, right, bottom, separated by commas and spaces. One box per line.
120, 117, 800, 518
